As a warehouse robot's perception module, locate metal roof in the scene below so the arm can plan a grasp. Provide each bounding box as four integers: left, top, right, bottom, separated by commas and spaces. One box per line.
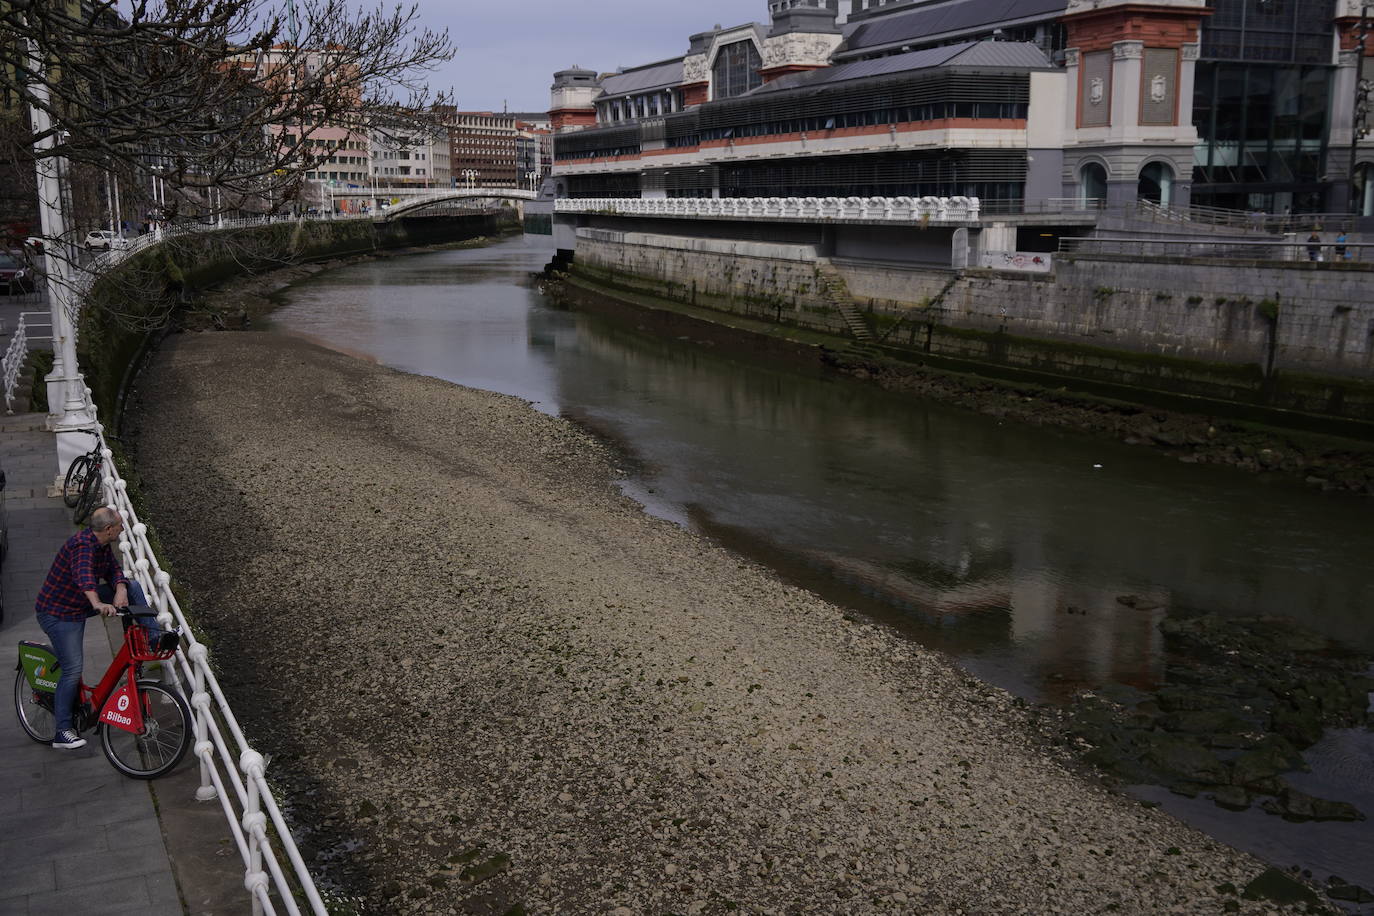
598, 59, 684, 99
751, 41, 1050, 94
840, 0, 1068, 56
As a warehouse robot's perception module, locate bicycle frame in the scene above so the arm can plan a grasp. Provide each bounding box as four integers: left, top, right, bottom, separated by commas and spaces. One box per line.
19, 623, 153, 735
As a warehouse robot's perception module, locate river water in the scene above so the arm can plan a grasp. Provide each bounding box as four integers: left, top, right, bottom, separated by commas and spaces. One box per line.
265, 234, 1374, 894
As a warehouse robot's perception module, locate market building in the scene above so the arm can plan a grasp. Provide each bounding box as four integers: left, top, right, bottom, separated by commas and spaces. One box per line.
550, 0, 1374, 219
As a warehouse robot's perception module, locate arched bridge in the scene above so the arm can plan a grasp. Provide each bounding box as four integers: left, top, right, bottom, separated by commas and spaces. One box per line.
327, 187, 537, 219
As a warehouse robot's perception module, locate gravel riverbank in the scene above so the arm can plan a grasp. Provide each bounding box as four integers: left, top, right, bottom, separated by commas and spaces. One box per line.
128, 331, 1299, 915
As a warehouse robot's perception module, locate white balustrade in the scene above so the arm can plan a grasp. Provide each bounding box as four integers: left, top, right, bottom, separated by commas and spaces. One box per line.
2, 312, 29, 413
551, 196, 982, 223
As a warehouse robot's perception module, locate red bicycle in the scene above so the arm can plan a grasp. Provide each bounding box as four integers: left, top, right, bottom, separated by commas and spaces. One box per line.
14, 611, 192, 779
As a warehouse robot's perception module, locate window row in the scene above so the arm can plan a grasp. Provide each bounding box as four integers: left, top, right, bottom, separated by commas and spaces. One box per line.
556, 145, 642, 161
699, 101, 1029, 142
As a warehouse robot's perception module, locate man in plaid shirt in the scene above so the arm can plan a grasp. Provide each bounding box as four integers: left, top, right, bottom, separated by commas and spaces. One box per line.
35, 506, 147, 749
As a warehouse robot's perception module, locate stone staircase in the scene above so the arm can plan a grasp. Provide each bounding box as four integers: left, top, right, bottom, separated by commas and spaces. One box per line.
815, 261, 872, 343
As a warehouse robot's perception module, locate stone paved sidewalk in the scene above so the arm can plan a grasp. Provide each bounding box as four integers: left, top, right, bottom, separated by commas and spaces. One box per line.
0, 411, 184, 916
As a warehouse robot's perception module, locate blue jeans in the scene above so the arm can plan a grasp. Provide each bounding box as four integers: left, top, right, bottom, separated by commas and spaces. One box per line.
36, 614, 86, 734
37, 580, 151, 734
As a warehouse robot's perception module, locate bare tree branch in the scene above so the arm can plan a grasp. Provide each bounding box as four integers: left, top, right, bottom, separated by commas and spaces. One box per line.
0, 0, 452, 249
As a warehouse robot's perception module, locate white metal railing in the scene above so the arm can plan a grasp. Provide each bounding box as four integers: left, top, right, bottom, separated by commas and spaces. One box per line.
70, 389, 327, 915
555, 195, 982, 222
1133, 199, 1367, 234
2, 312, 29, 413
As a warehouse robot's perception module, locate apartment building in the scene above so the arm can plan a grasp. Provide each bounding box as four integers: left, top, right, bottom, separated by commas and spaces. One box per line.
449, 111, 521, 188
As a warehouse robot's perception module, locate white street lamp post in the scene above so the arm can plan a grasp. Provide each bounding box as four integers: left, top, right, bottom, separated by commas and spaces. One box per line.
150, 166, 166, 240
25, 33, 95, 477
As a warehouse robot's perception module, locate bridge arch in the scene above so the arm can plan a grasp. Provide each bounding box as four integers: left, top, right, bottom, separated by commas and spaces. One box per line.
377, 188, 537, 219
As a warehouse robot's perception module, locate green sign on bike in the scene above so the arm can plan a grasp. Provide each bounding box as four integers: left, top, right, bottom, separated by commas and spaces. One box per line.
19, 643, 59, 693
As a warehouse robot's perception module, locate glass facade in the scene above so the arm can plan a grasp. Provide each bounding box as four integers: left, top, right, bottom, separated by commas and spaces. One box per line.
1192, 63, 1332, 212
712, 40, 764, 100
1191, 0, 1337, 213
1201, 0, 1334, 64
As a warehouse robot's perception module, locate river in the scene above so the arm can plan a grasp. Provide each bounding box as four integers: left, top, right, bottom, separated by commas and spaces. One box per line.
264, 234, 1374, 897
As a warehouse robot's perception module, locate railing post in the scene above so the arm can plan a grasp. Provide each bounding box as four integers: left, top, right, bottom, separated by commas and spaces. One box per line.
241, 750, 268, 916
188, 642, 218, 801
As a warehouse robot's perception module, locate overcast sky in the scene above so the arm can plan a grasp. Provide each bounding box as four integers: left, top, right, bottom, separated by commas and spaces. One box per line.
418, 1, 765, 114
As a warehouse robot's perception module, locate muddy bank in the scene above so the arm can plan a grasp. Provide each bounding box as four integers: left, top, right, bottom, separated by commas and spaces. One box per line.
126, 331, 1321, 915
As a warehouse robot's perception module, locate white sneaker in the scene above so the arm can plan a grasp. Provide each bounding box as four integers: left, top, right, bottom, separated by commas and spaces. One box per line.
52, 729, 87, 749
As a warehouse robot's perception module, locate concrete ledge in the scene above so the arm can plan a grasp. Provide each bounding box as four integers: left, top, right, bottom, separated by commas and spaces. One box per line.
577, 226, 818, 262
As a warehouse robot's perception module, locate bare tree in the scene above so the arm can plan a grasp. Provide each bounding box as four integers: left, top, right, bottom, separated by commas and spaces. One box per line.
0, 0, 453, 241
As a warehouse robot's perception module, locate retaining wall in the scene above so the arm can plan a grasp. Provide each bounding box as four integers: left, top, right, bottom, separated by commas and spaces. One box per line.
570, 228, 1374, 428
82, 213, 499, 420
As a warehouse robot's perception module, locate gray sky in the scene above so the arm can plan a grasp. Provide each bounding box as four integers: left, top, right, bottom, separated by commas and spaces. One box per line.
419, 0, 764, 114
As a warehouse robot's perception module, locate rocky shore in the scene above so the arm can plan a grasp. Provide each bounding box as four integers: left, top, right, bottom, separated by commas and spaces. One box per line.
127, 331, 1320, 914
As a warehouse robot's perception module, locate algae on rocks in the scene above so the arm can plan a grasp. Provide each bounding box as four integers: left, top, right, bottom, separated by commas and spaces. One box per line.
1063, 612, 1372, 821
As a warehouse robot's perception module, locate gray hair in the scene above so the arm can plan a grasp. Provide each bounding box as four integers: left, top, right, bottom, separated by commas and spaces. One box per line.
90, 507, 121, 531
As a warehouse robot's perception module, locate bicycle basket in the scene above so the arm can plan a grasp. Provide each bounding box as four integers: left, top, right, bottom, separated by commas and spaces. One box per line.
127, 624, 180, 661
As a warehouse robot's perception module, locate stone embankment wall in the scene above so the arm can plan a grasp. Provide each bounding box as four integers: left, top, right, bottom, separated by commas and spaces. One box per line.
82, 213, 498, 420
569, 228, 1374, 429
573, 227, 851, 335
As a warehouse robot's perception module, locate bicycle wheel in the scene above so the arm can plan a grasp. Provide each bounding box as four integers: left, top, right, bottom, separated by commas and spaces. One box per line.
62, 454, 93, 508
72, 465, 102, 525
14, 669, 57, 744
100, 680, 192, 779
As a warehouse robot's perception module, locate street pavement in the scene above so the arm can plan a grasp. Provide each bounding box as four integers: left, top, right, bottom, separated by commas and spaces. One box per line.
0, 411, 186, 915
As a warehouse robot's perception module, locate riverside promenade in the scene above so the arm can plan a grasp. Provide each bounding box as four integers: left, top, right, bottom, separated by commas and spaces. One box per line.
0, 411, 183, 915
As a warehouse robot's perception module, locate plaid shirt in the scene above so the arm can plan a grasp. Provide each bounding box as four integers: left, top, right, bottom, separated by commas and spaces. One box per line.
35, 528, 127, 621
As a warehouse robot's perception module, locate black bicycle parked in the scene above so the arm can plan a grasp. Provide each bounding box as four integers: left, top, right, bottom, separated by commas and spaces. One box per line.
63, 429, 115, 524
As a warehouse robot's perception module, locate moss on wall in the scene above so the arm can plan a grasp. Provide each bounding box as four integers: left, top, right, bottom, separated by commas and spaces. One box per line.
77, 214, 497, 423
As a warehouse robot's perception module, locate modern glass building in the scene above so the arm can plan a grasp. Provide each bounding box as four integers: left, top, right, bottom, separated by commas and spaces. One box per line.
1191, 0, 1340, 213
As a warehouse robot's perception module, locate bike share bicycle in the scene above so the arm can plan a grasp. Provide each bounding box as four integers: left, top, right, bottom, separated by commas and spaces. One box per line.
14, 607, 192, 778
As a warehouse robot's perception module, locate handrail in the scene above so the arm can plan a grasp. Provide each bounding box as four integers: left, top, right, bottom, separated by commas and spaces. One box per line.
77, 391, 328, 915
2, 312, 29, 413
1130, 199, 1365, 233
555, 195, 982, 222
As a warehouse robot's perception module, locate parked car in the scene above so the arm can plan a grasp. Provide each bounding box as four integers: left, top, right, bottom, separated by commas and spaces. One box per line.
83, 229, 131, 251
0, 249, 34, 293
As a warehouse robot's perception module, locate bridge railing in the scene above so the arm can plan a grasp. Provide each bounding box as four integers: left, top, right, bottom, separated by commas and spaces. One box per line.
72, 385, 328, 916
555, 195, 982, 223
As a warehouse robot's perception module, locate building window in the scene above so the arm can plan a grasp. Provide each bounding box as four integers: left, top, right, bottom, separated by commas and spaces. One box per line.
712, 39, 763, 100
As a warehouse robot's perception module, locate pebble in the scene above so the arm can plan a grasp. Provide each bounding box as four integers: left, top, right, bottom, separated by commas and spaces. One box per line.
128, 331, 1281, 915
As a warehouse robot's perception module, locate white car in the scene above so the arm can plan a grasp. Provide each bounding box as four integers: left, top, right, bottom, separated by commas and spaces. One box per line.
83, 230, 130, 251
